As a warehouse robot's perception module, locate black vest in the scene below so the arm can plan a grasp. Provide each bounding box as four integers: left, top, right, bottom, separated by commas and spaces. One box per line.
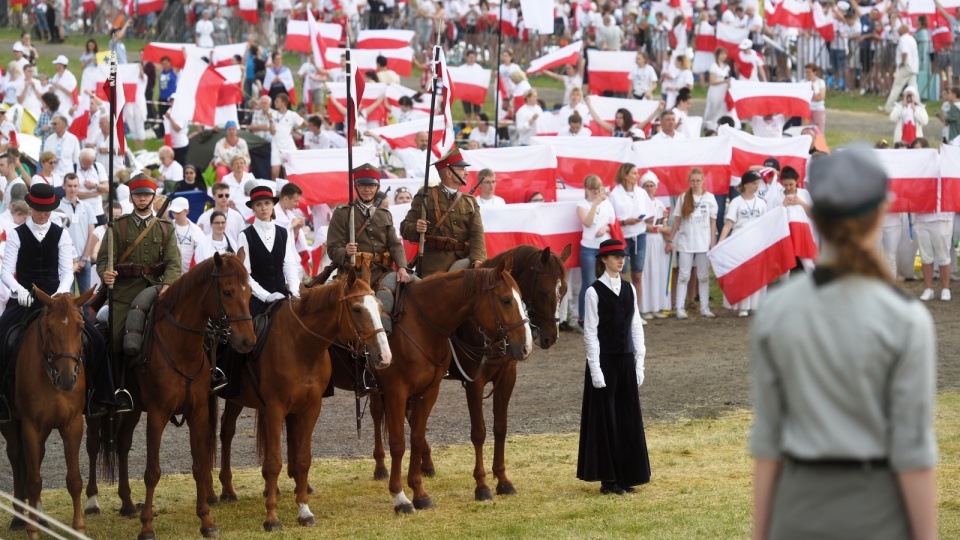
16, 223, 64, 296
591, 279, 636, 356
242, 224, 288, 295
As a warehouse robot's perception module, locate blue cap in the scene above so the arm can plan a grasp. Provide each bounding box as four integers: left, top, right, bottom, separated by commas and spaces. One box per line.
225, 120, 238, 129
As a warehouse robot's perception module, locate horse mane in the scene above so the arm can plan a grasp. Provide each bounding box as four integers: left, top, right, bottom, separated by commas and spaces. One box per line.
157, 254, 248, 311
298, 276, 349, 315
487, 245, 566, 278
44, 293, 77, 319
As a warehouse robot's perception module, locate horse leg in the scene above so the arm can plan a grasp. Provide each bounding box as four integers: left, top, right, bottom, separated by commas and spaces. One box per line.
1, 421, 28, 531
288, 410, 321, 527
20, 421, 46, 540
492, 364, 518, 496
369, 393, 388, 480
137, 410, 166, 540
218, 400, 243, 502
185, 404, 218, 538
84, 417, 101, 515
61, 419, 87, 533
464, 377, 492, 501
384, 391, 414, 514
118, 412, 142, 518
408, 384, 441, 511
259, 407, 285, 531
420, 430, 435, 477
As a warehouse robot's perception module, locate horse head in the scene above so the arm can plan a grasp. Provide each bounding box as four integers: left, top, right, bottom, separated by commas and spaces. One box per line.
524, 244, 571, 350
476, 254, 532, 361
33, 287, 95, 392
338, 268, 392, 369
211, 248, 256, 353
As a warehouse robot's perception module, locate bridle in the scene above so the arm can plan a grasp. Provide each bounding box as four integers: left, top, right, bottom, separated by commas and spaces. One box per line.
285, 285, 386, 362
477, 270, 530, 358
36, 304, 85, 387
511, 252, 566, 332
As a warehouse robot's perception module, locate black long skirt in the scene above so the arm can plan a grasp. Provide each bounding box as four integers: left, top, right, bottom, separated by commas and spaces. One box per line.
576, 352, 651, 487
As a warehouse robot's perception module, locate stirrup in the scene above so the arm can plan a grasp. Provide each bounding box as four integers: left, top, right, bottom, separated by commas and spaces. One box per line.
210, 367, 228, 394
0, 395, 11, 423
114, 388, 134, 413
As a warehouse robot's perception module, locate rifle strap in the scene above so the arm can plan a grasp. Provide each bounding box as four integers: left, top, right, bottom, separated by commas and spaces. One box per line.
355, 203, 379, 238
118, 216, 162, 264
430, 187, 462, 232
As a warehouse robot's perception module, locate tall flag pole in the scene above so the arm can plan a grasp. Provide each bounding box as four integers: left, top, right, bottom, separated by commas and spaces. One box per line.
493, 0, 505, 147
417, 41, 443, 278
346, 49, 356, 267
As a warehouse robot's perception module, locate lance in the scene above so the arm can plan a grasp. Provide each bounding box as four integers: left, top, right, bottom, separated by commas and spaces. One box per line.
346, 49, 357, 267
416, 43, 443, 278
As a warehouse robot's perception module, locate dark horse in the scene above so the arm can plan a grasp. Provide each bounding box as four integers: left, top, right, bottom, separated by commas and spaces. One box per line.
83, 251, 256, 540
217, 268, 392, 531
367, 245, 571, 500
329, 256, 532, 513
0, 287, 96, 540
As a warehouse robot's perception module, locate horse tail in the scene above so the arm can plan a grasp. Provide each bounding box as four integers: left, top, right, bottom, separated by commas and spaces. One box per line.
97, 415, 118, 484
208, 393, 219, 469
254, 409, 266, 465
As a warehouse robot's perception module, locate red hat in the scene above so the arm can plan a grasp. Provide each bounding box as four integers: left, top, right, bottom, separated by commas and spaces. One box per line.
128, 175, 157, 195
598, 239, 626, 256
353, 164, 381, 185
434, 147, 470, 172
246, 185, 279, 208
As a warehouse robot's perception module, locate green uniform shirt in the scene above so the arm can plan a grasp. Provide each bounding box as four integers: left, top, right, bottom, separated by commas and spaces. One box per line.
327, 200, 407, 284
400, 186, 486, 277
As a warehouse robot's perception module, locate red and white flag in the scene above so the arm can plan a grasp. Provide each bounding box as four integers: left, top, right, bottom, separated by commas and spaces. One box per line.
366, 116, 445, 150
326, 47, 414, 77
726, 80, 813, 119
284, 146, 380, 206
584, 95, 661, 136
169, 54, 226, 128
873, 148, 939, 213
306, 9, 332, 69
694, 21, 717, 52
586, 50, 634, 96
720, 125, 812, 186
385, 84, 434, 113
709, 206, 817, 304
534, 114, 565, 136
95, 62, 140, 103
447, 65, 491, 106
356, 29, 417, 49
497, 6, 520, 37
100, 55, 127, 156
211, 43, 247, 67
520, 0, 555, 34
940, 144, 960, 211
69, 93, 91, 142
526, 41, 582, 74
215, 65, 244, 126
531, 136, 632, 189
767, 0, 813, 28
138, 0, 163, 15
716, 23, 751, 65
462, 146, 558, 204
324, 81, 385, 123
811, 2, 836, 41
632, 136, 732, 195
286, 20, 341, 53
435, 47, 455, 153
141, 43, 197, 69
239, 0, 257, 23
346, 52, 367, 148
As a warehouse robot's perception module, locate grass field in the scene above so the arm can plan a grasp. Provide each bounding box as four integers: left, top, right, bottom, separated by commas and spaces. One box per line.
25, 393, 960, 539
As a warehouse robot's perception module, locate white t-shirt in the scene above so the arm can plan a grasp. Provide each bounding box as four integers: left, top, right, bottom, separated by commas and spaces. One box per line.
197, 206, 247, 245
196, 19, 215, 48
896, 33, 919, 74
175, 221, 212, 273
671, 191, 718, 253
164, 115, 189, 148
468, 126, 497, 147
43, 131, 82, 179
75, 162, 107, 217
629, 64, 658, 98
749, 114, 786, 138
51, 69, 78, 114
477, 195, 506, 206
809, 78, 826, 111
271, 110, 304, 152
578, 198, 616, 249
609, 184, 655, 238
515, 104, 543, 145
724, 195, 767, 234
159, 160, 184, 182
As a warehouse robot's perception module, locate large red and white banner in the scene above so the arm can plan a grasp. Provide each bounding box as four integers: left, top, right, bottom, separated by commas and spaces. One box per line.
367, 116, 446, 150
169, 54, 226, 128
526, 41, 582, 74
210, 43, 247, 67
325, 47, 414, 77
586, 50, 635, 96
585, 95, 661, 135
284, 146, 380, 206
632, 136, 733, 196
873, 148, 940, 213
286, 20, 341, 53
811, 2, 836, 41
531, 136, 633, 189
709, 206, 817, 304
940, 144, 960, 211
447, 65, 491, 106
462, 146, 558, 203
520, 0, 555, 34
138, 0, 163, 15
356, 29, 417, 49
726, 80, 813, 119
716, 23, 751, 65
324, 82, 386, 123
238, 0, 257, 23
720, 126, 812, 186
767, 0, 813, 28
141, 43, 195, 69
385, 84, 434, 113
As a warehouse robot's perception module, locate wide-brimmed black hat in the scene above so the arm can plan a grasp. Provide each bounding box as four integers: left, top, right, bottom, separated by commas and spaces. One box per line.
26, 183, 60, 212
246, 185, 279, 208
598, 239, 626, 257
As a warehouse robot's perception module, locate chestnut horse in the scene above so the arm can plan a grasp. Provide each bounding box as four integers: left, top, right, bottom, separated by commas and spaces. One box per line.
367, 245, 571, 500
329, 256, 532, 513
0, 288, 96, 540
83, 251, 255, 540
217, 268, 392, 531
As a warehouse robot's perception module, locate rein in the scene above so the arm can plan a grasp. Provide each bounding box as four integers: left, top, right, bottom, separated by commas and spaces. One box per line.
285, 288, 385, 357
36, 305, 85, 387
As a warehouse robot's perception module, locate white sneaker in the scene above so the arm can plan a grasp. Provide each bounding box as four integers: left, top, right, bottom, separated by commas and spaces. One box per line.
640, 317, 647, 325
641, 312, 654, 320
700, 309, 716, 318
652, 312, 667, 319
920, 288, 935, 301
942, 289, 952, 301
739, 310, 750, 318
676, 309, 688, 320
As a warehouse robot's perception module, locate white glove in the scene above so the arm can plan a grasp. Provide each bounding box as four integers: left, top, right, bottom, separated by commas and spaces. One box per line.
587, 357, 605, 389
17, 287, 33, 308
265, 292, 286, 303
636, 368, 645, 387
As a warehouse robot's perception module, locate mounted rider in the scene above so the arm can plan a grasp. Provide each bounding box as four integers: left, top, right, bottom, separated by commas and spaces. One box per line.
327, 163, 410, 286
400, 147, 487, 277
0, 184, 126, 422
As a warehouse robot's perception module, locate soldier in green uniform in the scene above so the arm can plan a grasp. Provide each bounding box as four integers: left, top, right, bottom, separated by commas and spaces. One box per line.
327, 164, 410, 285
97, 174, 181, 384
400, 147, 487, 277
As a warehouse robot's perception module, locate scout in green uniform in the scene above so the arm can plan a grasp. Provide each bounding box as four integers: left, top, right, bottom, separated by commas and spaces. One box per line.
400, 147, 487, 277
97, 174, 181, 362
327, 164, 410, 285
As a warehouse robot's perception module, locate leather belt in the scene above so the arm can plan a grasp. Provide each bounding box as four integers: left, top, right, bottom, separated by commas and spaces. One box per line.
425, 235, 468, 252
785, 455, 889, 470
116, 263, 165, 278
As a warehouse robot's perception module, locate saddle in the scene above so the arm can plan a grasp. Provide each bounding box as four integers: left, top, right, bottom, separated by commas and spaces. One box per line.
374, 270, 420, 335
0, 309, 43, 404
216, 299, 284, 401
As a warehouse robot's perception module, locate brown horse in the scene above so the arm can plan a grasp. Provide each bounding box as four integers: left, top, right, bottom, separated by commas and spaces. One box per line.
217, 268, 391, 531
329, 256, 532, 513
0, 287, 96, 540
366, 245, 571, 500
83, 251, 255, 540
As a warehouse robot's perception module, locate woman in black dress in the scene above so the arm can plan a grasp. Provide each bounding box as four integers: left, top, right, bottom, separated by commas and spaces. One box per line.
577, 239, 651, 495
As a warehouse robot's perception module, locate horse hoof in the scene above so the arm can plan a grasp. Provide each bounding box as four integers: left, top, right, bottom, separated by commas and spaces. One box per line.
413, 497, 435, 510
496, 483, 517, 496
372, 468, 389, 481
84, 507, 101, 516
137, 533, 157, 540
298, 516, 316, 527
9, 517, 26, 531
219, 492, 238, 503
307, 485, 314, 495
200, 526, 220, 538
263, 521, 283, 532
120, 506, 139, 518
475, 488, 493, 501
393, 503, 416, 515
421, 467, 436, 478
206, 495, 219, 506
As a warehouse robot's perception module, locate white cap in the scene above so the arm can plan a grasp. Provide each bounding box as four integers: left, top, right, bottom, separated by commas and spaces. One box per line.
53, 55, 69, 65
837, 1, 850, 10
12, 43, 24, 53
640, 171, 660, 187
169, 197, 191, 214
629, 126, 646, 140
739, 39, 753, 50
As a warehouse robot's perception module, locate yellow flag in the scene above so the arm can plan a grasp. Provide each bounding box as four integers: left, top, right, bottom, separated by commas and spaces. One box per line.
19, 109, 37, 137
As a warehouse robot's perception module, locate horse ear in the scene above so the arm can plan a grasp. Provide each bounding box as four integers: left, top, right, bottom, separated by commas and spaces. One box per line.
559, 243, 573, 263
495, 254, 513, 275
33, 285, 53, 307
235, 246, 246, 264
361, 258, 372, 283
540, 246, 552, 264
213, 251, 224, 267
346, 266, 358, 287
76, 287, 96, 307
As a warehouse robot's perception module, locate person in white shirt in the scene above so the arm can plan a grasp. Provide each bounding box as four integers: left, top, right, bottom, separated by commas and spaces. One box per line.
0, 105, 16, 151
197, 182, 247, 245
269, 93, 305, 180
558, 112, 593, 137
74, 148, 107, 225
50, 55, 77, 115
237, 185, 302, 317
196, 9, 216, 48
220, 155, 257, 211
597, 14, 624, 51
541, 63, 583, 106
274, 182, 309, 255
298, 60, 324, 113
558, 87, 591, 126
663, 55, 694, 110
476, 169, 506, 206
393, 95, 428, 124
157, 146, 184, 184
16, 64, 44, 120
498, 50, 523, 97
738, 39, 767, 81
749, 114, 786, 138
609, 163, 655, 315
86, 114, 122, 172
883, 24, 919, 112
42, 114, 81, 183
386, 131, 430, 179
303, 115, 331, 149
59, 173, 98, 292
650, 110, 687, 141
168, 197, 212, 274
515, 88, 543, 146
164, 95, 190, 165
670, 168, 718, 319
718, 171, 768, 316
629, 52, 658, 100
468, 113, 497, 147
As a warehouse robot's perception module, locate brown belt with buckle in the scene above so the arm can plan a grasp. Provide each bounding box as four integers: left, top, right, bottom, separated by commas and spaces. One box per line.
354, 252, 392, 268
115, 263, 166, 278
425, 236, 468, 252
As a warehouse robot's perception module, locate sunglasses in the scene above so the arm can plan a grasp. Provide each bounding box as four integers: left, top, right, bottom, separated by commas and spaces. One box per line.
216, 193, 229, 198
212, 221, 226, 225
